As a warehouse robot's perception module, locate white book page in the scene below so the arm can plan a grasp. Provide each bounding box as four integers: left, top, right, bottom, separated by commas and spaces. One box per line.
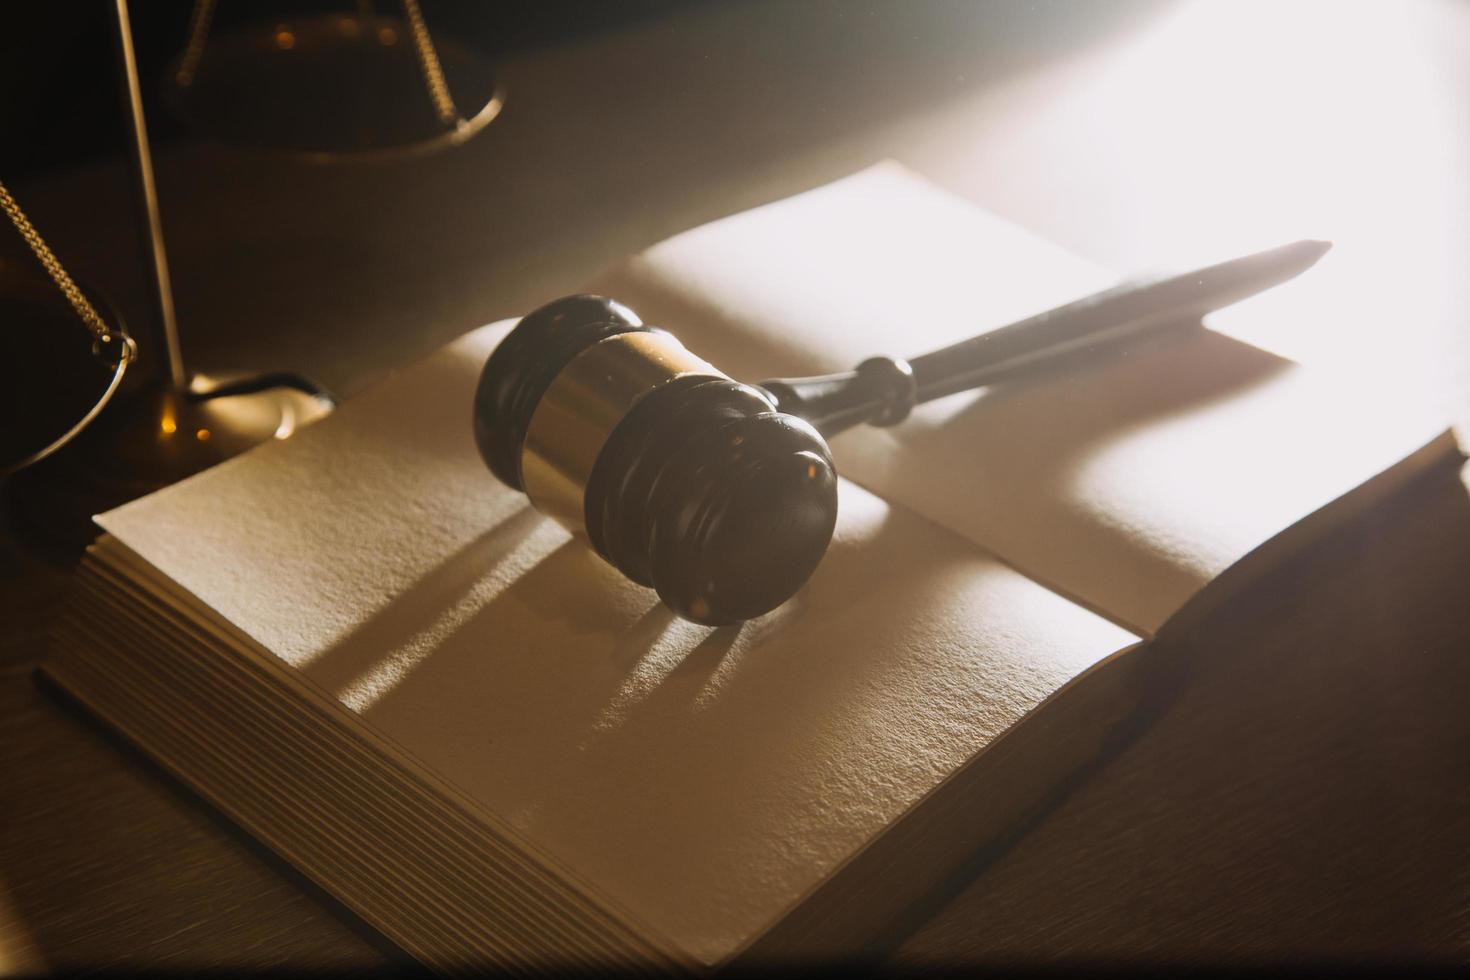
591, 163, 1451, 633
97, 323, 1136, 965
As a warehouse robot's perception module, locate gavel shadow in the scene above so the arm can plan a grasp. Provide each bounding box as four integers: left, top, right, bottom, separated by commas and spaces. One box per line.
342, 530, 772, 806
302, 493, 760, 732
334, 484, 1048, 942
837, 324, 1297, 630
845, 321, 1292, 480
300, 505, 547, 701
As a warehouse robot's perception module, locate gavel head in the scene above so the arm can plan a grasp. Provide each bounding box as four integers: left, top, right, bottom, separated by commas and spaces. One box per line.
472, 295, 838, 625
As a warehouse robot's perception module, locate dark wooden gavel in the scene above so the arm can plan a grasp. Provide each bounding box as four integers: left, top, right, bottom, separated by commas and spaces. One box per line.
472, 240, 1328, 625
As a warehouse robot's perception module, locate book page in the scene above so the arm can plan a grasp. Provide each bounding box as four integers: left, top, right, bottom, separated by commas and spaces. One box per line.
591, 163, 1452, 633
97, 323, 1138, 965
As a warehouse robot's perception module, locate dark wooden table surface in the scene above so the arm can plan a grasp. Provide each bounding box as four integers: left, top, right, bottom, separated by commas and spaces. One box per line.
3, 0, 1468, 970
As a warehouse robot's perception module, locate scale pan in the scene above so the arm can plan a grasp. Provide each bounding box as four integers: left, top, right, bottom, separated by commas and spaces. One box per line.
163, 12, 504, 161
0, 261, 132, 476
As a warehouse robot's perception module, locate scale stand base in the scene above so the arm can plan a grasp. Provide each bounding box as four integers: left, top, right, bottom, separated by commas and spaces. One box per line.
3, 373, 333, 560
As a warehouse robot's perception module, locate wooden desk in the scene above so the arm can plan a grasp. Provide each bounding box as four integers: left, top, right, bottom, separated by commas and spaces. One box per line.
3, 0, 1467, 968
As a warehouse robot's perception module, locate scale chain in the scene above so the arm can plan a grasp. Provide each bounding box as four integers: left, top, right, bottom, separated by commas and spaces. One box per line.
0, 178, 127, 359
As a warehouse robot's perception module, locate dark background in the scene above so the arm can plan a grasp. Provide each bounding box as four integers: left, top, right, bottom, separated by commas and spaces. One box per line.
1, 0, 712, 180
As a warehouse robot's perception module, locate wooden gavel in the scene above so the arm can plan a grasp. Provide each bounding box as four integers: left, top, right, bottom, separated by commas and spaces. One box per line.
472, 240, 1329, 625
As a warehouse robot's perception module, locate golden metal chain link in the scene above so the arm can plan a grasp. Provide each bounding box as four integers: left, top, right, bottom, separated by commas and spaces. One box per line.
0, 179, 119, 348
400, 0, 461, 127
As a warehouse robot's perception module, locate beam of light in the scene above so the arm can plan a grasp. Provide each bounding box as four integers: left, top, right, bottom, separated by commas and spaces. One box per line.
915, 0, 1464, 388
1091, 0, 1460, 379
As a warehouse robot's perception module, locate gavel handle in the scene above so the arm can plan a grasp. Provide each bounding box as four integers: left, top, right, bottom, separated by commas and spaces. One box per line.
759, 238, 1330, 438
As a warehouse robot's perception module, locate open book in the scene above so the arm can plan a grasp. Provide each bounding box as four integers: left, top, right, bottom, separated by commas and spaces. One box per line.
45, 165, 1457, 969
